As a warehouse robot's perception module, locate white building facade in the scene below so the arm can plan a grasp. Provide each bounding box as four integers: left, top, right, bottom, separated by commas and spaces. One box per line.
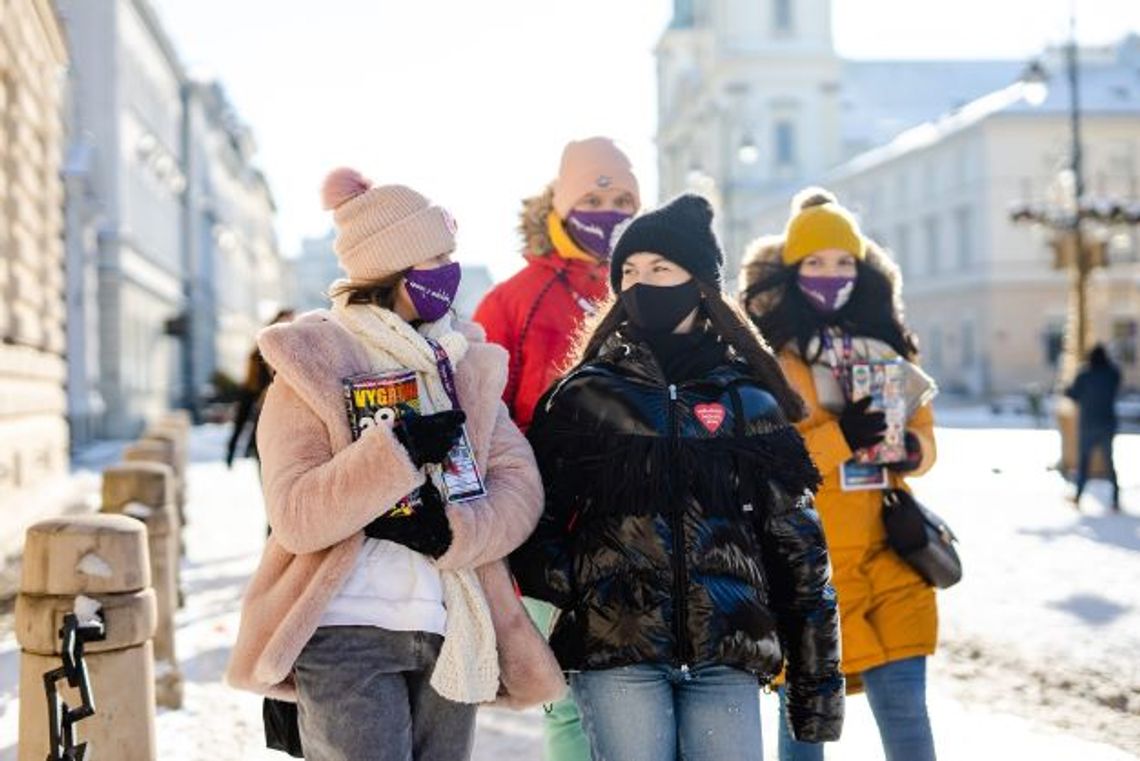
57, 0, 187, 439
286, 232, 343, 314
57, 0, 283, 439
184, 80, 283, 392
657, 1, 1140, 395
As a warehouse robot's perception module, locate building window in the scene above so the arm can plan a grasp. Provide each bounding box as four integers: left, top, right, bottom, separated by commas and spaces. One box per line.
895, 173, 909, 211
774, 120, 796, 167
962, 321, 975, 367
773, 0, 793, 32
1108, 231, 1138, 264
1112, 319, 1138, 366
954, 205, 973, 271
928, 326, 943, 375
923, 215, 941, 275
924, 160, 938, 199
1043, 322, 1064, 368
894, 225, 911, 274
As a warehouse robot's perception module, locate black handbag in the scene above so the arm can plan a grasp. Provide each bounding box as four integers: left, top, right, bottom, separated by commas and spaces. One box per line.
881, 488, 962, 589
263, 697, 304, 757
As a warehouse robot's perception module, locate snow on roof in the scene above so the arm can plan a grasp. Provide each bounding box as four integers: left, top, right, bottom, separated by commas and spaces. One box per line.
841, 59, 1025, 152
830, 43, 1140, 181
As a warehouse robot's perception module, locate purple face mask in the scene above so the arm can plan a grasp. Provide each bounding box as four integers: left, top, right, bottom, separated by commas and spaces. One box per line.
797, 274, 856, 313
404, 262, 462, 322
563, 210, 632, 260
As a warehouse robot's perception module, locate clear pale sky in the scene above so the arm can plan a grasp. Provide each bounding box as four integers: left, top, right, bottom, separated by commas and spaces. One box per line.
150, 0, 1140, 281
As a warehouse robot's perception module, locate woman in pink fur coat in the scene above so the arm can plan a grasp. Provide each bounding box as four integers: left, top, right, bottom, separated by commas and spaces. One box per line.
225, 168, 564, 761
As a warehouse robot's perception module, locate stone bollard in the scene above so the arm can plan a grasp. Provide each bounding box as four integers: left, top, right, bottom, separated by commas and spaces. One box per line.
16, 514, 158, 761
144, 425, 187, 480
158, 409, 192, 432
102, 463, 183, 709
141, 427, 188, 526
123, 440, 186, 604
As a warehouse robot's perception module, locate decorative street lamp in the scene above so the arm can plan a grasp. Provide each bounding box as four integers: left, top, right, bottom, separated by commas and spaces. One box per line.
1009, 10, 1140, 474
737, 133, 760, 165
1019, 60, 1049, 108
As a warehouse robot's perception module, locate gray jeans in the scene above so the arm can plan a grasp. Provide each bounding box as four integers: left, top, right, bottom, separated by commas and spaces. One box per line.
293, 626, 476, 761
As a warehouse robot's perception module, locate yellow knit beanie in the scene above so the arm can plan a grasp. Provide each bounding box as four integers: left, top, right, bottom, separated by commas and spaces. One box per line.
782, 202, 865, 265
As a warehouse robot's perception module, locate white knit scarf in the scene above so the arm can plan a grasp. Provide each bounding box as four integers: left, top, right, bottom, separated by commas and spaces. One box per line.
330, 287, 500, 704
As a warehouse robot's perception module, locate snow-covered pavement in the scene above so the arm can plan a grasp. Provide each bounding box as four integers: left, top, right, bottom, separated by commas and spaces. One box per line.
1, 421, 1137, 759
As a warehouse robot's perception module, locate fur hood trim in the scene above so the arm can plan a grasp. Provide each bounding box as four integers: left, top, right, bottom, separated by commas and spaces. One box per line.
739, 234, 907, 324
518, 183, 557, 256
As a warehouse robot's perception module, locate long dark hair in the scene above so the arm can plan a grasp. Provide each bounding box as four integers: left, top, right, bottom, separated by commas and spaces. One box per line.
744, 257, 919, 363
570, 283, 808, 422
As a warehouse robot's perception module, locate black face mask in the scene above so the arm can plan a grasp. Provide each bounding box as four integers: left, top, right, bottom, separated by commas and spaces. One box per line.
621, 281, 701, 333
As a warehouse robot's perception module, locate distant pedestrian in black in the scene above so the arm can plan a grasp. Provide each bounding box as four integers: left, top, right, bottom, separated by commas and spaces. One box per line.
226, 309, 295, 468
1066, 344, 1121, 511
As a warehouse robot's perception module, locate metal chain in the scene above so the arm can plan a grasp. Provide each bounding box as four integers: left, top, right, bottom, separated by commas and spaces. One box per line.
43, 611, 106, 761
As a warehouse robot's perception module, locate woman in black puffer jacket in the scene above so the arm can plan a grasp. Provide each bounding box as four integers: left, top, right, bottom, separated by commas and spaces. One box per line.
511, 194, 844, 761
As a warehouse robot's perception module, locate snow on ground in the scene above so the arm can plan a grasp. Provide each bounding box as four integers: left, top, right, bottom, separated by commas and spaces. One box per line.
1, 421, 1137, 759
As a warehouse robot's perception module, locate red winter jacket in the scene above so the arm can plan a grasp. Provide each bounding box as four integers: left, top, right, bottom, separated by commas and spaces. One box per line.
474, 187, 610, 431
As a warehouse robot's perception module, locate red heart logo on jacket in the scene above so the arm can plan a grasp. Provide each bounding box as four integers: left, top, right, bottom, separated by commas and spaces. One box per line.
693, 402, 726, 434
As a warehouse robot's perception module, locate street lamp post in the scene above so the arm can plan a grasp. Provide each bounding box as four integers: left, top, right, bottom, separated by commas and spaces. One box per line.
1063, 10, 1091, 380
1011, 11, 1140, 474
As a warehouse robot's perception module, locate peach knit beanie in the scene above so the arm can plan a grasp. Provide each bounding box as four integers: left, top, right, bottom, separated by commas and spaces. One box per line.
321, 167, 457, 280
551, 137, 640, 218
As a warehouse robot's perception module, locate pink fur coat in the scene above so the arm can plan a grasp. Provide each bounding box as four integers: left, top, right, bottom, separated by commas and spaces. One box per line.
224, 310, 565, 708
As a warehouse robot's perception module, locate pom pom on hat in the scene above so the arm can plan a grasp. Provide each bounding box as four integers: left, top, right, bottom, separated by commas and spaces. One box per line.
322, 167, 373, 210
791, 186, 838, 213
321, 166, 457, 281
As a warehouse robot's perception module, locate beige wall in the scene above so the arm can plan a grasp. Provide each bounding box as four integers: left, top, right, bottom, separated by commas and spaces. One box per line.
0, 0, 70, 552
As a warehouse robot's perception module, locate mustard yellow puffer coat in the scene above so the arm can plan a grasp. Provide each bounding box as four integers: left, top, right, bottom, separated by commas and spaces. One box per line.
779, 349, 938, 679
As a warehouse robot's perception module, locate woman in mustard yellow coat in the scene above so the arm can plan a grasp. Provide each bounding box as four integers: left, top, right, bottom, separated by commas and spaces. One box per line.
742, 188, 939, 761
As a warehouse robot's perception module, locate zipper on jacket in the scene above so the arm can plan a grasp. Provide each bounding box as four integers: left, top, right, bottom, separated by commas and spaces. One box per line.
667, 383, 691, 668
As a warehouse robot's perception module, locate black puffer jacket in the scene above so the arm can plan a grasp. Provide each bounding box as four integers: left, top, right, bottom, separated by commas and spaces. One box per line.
511, 331, 844, 742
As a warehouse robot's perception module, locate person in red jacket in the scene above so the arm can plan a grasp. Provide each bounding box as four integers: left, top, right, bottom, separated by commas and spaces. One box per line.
473, 137, 640, 761
474, 137, 640, 432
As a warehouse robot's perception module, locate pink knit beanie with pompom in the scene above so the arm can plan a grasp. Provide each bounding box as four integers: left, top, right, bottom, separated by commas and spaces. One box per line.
321, 167, 457, 281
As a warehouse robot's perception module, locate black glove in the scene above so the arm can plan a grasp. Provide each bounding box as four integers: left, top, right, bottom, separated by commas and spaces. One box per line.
363, 480, 453, 558
395, 410, 466, 468
886, 431, 923, 472
837, 396, 887, 452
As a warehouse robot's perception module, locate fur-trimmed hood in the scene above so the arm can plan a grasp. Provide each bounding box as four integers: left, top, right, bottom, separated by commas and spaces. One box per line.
739, 233, 908, 326
518, 183, 557, 256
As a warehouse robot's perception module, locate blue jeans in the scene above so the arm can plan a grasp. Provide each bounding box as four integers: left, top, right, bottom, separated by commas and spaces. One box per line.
571, 663, 763, 761
778, 656, 934, 761
293, 627, 476, 761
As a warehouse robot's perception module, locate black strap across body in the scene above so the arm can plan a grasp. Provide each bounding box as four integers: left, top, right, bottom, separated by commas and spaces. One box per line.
881, 488, 962, 589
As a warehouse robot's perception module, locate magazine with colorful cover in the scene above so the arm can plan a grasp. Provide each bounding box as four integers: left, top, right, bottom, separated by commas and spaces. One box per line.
848, 359, 907, 465
342, 369, 487, 518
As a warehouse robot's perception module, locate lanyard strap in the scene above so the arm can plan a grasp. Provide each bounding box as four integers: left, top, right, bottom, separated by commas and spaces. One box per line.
424, 338, 461, 410
820, 329, 855, 401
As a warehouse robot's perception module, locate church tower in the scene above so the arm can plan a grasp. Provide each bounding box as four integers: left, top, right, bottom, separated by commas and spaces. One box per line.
656, 0, 843, 277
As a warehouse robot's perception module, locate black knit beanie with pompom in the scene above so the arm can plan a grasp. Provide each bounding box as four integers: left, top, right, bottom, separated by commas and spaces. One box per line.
609, 193, 724, 292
